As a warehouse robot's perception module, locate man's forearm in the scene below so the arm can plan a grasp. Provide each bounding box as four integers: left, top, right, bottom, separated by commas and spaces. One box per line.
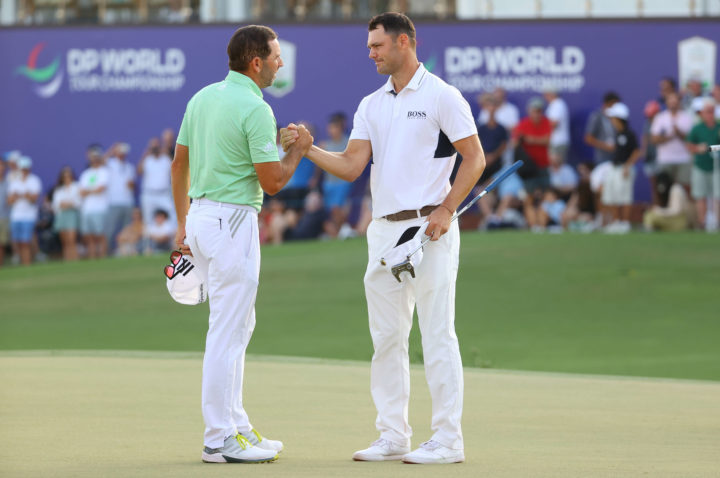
306, 146, 363, 182
171, 164, 190, 226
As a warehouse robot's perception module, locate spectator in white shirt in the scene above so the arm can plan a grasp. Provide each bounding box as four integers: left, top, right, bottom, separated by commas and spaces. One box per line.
144, 209, 174, 254
650, 92, 693, 188
549, 155, 579, 202
7, 156, 42, 265
138, 137, 174, 226
543, 88, 571, 164
52, 166, 81, 261
79, 145, 110, 258
105, 142, 136, 250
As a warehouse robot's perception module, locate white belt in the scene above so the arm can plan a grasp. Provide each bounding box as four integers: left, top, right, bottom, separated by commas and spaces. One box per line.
193, 198, 256, 214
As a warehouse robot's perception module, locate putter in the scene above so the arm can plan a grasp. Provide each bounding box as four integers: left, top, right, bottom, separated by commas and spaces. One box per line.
387, 160, 524, 282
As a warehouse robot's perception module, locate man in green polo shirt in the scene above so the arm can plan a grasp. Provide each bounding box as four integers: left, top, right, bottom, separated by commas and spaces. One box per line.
686, 100, 720, 229
170, 25, 312, 464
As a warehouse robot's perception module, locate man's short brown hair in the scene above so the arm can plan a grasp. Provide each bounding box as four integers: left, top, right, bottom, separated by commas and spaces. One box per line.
368, 12, 416, 47
227, 25, 278, 72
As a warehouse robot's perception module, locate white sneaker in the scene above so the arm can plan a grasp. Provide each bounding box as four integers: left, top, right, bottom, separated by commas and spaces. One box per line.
402, 440, 465, 464
240, 428, 284, 453
202, 434, 278, 463
353, 438, 411, 461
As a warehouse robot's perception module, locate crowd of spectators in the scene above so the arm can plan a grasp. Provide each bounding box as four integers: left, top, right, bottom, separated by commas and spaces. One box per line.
0, 130, 177, 267
1, 78, 719, 267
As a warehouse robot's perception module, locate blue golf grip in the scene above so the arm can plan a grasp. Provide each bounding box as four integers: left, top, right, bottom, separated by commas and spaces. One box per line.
484, 160, 523, 194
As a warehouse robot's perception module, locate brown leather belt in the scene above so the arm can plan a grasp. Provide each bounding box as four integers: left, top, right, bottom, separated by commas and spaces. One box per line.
382, 205, 437, 222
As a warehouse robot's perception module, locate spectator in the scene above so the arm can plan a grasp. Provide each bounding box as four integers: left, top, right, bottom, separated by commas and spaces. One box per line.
0, 159, 9, 267
115, 207, 144, 257
5, 151, 23, 182
549, 154, 579, 202
268, 190, 328, 243
643, 172, 695, 231
538, 189, 566, 231
658, 76, 678, 109
584, 91, 620, 165
105, 142, 136, 250
685, 99, 720, 230
7, 156, 41, 265
144, 209, 174, 254
476, 93, 508, 182
52, 166, 81, 261
138, 137, 174, 227
681, 78, 705, 112
641, 100, 661, 205
318, 113, 352, 238
79, 145, 110, 258
651, 91, 693, 189
479, 87, 520, 169
713, 84, 720, 119
513, 97, 552, 231
543, 88, 571, 164
562, 162, 597, 231
602, 103, 641, 234
35, 193, 57, 260
161, 128, 176, 158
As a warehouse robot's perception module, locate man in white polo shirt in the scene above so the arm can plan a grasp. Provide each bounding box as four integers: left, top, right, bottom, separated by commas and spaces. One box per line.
171, 25, 312, 464
283, 12, 485, 464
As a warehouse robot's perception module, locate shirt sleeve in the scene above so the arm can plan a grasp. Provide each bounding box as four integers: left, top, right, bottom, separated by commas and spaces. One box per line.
437, 86, 478, 143
349, 97, 370, 141
245, 103, 280, 164
650, 115, 662, 136
546, 102, 560, 122
585, 112, 598, 136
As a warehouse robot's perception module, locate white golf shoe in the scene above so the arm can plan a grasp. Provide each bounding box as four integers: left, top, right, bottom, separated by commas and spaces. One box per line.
402, 440, 465, 464
352, 438, 411, 461
239, 428, 284, 453
201, 434, 278, 463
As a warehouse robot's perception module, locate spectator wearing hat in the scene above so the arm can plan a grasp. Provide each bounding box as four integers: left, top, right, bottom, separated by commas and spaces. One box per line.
79, 145, 110, 258
513, 97, 552, 231
5, 151, 23, 183
52, 166, 81, 261
105, 142, 136, 250
543, 88, 571, 164
602, 103, 641, 234
685, 99, 720, 230
7, 156, 42, 265
138, 137, 174, 227
651, 91, 693, 188
584, 92, 620, 166
0, 159, 10, 266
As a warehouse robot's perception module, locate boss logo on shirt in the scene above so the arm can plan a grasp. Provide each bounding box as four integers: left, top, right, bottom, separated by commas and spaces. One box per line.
407, 111, 427, 119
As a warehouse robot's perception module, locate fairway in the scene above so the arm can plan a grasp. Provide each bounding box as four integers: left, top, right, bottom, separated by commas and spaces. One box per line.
1, 232, 719, 380
1, 352, 719, 478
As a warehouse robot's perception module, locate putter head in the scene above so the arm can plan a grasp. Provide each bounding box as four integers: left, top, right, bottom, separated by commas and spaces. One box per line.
391, 256, 416, 283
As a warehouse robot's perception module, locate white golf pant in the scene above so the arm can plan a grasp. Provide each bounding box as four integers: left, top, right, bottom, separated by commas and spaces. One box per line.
364, 217, 464, 450
185, 199, 260, 449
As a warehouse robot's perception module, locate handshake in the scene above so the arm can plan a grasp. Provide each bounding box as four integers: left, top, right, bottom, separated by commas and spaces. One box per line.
280, 123, 313, 154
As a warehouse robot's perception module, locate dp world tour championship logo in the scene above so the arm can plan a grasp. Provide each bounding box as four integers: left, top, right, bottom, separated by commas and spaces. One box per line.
15, 42, 64, 99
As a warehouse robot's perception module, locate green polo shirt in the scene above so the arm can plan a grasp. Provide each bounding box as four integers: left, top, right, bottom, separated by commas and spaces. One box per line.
177, 71, 279, 211
687, 120, 720, 172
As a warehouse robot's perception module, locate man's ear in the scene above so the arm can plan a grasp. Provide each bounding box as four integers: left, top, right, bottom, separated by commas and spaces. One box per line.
250, 56, 262, 73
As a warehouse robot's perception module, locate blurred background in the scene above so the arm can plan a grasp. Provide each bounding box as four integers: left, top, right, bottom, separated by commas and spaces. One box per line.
1, 0, 719, 381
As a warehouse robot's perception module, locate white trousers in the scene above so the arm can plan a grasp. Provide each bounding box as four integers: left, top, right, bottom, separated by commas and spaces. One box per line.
185, 200, 260, 449
364, 217, 464, 450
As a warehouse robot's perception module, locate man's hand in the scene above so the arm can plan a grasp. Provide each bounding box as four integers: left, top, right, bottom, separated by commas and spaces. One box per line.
291, 124, 314, 155
623, 164, 631, 178
174, 224, 192, 256
424, 205, 454, 241
280, 123, 300, 152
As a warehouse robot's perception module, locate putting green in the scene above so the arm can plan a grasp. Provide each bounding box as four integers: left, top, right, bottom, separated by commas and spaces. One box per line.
1, 352, 718, 477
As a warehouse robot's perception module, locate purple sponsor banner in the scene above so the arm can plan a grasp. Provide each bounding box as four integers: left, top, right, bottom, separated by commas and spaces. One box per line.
1, 21, 719, 201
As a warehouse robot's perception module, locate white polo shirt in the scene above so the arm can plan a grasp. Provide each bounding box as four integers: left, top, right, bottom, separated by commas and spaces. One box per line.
350, 64, 477, 219
79, 166, 110, 214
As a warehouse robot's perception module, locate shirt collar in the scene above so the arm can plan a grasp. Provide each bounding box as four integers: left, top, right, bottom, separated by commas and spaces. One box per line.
384, 63, 428, 95
225, 70, 263, 98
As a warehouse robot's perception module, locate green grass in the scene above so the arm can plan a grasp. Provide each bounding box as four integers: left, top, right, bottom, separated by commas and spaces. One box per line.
1, 232, 719, 380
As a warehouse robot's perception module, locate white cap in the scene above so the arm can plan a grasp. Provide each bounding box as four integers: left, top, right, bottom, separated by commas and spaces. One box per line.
606, 102, 630, 120
6, 150, 21, 163
17, 156, 32, 169
166, 254, 207, 305
381, 222, 429, 279
117, 142, 131, 154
